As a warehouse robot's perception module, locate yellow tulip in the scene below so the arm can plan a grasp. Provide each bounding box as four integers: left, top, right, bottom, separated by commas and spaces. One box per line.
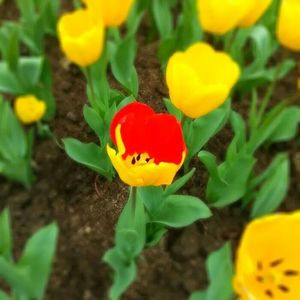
239, 0, 272, 27
277, 0, 300, 51
197, 0, 272, 34
14, 95, 46, 124
57, 9, 104, 67
197, 0, 253, 34
107, 102, 186, 187
166, 42, 240, 119
82, 0, 134, 27
234, 211, 300, 300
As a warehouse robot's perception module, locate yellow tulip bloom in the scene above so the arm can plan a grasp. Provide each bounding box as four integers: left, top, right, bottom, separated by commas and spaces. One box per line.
107, 102, 186, 187
58, 9, 104, 67
197, 0, 272, 34
14, 95, 46, 124
277, 0, 300, 51
234, 211, 300, 300
82, 0, 134, 27
239, 0, 272, 27
197, 0, 253, 34
166, 42, 240, 119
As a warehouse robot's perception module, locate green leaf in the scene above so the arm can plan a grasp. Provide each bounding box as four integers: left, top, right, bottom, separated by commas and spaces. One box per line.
164, 168, 195, 196
189, 291, 207, 300
103, 248, 137, 300
152, 195, 211, 228
0, 62, 22, 94
200, 151, 256, 207
17, 223, 58, 299
18, 56, 44, 89
63, 138, 113, 179
163, 98, 183, 121
83, 105, 106, 139
205, 243, 234, 300
0, 22, 20, 71
251, 154, 289, 218
186, 101, 230, 162
138, 186, 164, 216
0, 97, 27, 161
152, 0, 173, 39
0, 209, 12, 260
116, 190, 146, 257
110, 36, 138, 96
266, 106, 300, 143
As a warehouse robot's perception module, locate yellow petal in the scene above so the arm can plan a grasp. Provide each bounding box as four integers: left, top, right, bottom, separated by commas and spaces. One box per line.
234, 211, 300, 300
83, 0, 134, 27
107, 144, 185, 187
277, 0, 300, 51
14, 95, 46, 124
239, 0, 272, 27
58, 9, 105, 67
166, 42, 240, 119
197, 0, 254, 34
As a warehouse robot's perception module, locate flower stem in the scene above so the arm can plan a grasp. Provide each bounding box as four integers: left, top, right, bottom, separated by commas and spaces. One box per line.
131, 186, 137, 216
85, 66, 96, 108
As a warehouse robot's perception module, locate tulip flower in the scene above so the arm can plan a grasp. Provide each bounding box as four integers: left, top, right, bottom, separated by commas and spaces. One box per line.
82, 0, 134, 27
14, 95, 46, 124
277, 0, 300, 51
197, 0, 272, 34
234, 211, 300, 299
166, 42, 240, 119
239, 0, 272, 27
107, 102, 186, 186
58, 9, 104, 67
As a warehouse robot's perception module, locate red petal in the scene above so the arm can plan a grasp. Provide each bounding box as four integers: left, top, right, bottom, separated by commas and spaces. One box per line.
110, 102, 154, 146
144, 114, 186, 164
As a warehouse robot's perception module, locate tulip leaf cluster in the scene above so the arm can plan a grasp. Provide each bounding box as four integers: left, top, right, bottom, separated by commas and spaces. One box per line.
14, 0, 60, 54
0, 209, 58, 300
0, 23, 55, 120
104, 169, 211, 300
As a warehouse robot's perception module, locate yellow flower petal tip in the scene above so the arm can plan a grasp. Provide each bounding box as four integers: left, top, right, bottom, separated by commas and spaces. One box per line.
14, 95, 46, 124
57, 9, 105, 67
277, 0, 300, 51
82, 0, 134, 27
234, 211, 300, 300
197, 0, 272, 34
166, 42, 240, 119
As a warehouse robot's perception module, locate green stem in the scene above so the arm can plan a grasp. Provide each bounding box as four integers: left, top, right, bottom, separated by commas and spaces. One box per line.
131, 187, 137, 216
85, 66, 96, 107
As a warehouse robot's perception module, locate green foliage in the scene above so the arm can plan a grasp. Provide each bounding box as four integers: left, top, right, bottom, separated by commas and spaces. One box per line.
0, 97, 34, 186
190, 243, 234, 300
246, 154, 290, 218
199, 106, 294, 210
230, 25, 295, 94
104, 173, 211, 299
155, 0, 203, 66
14, 0, 60, 54
110, 35, 139, 97
0, 23, 56, 119
0, 208, 58, 300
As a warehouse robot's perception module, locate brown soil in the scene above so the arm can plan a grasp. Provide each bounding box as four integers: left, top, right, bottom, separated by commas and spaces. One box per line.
0, 1, 299, 300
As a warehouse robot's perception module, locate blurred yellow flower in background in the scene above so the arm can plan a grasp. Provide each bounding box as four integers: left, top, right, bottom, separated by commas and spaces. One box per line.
277, 0, 300, 51
197, 0, 272, 34
166, 42, 240, 119
14, 95, 46, 124
82, 0, 134, 27
58, 9, 104, 67
234, 211, 300, 300
239, 0, 272, 27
